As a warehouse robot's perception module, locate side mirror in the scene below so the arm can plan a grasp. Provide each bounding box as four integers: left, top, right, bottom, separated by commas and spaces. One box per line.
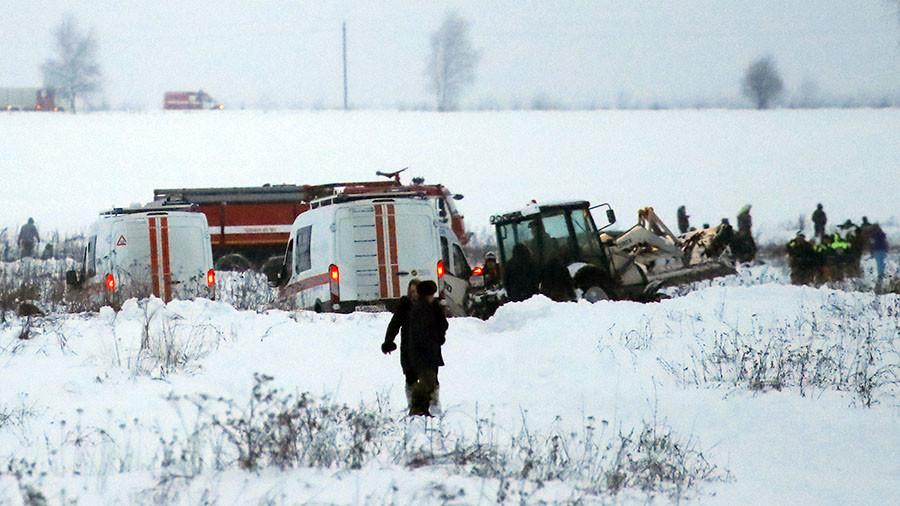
267, 264, 285, 287
453, 194, 464, 201
278, 264, 291, 287
606, 209, 617, 225
65, 270, 80, 287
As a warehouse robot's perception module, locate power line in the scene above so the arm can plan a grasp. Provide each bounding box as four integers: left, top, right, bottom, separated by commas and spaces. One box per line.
342, 21, 348, 110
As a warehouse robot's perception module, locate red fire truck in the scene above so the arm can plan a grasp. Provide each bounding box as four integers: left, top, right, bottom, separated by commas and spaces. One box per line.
152, 171, 468, 276
163, 90, 223, 110
1, 88, 60, 111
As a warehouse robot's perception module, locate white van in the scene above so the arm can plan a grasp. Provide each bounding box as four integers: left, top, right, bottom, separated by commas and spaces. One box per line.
67, 208, 216, 304
275, 196, 472, 315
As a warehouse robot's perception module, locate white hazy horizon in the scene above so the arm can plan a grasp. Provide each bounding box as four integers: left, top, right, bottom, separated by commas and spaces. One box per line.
1, 1, 898, 110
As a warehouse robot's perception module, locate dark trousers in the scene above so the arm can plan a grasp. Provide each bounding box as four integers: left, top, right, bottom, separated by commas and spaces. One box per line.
405, 367, 439, 414
20, 241, 34, 259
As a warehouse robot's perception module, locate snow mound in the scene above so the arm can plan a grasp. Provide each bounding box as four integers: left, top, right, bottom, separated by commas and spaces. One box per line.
0, 283, 897, 503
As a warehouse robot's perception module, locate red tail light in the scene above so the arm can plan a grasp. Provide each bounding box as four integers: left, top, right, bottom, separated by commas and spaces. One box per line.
471, 265, 484, 276
105, 273, 116, 292
329, 264, 340, 305
329, 264, 340, 283
437, 260, 445, 278
206, 269, 216, 287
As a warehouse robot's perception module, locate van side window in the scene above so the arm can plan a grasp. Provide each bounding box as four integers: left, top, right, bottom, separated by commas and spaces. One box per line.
440, 237, 450, 268
86, 236, 97, 277
452, 244, 470, 277
295, 226, 312, 273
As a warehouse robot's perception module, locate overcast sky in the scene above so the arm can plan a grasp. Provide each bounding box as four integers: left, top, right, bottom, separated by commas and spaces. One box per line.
2, 1, 898, 109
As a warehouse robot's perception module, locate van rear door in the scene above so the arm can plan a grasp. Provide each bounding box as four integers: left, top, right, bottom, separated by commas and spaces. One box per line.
339, 200, 436, 304
118, 214, 210, 302
166, 216, 213, 299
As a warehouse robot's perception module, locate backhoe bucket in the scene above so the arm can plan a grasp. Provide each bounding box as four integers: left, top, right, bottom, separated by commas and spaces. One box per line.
610, 207, 736, 288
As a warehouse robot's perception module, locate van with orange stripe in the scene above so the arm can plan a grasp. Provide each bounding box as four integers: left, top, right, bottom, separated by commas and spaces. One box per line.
274, 196, 471, 315
66, 208, 216, 304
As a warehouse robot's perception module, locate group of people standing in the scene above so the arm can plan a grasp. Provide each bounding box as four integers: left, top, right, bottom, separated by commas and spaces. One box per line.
788, 204, 890, 287
381, 279, 448, 417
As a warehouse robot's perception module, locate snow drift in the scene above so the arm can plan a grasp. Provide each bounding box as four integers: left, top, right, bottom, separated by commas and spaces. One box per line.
0, 282, 897, 504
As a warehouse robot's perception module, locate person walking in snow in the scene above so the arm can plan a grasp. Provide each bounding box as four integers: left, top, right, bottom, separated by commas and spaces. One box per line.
787, 232, 816, 285
677, 206, 690, 235
812, 204, 827, 240
407, 281, 448, 416
858, 216, 873, 252
869, 224, 889, 287
382, 279, 421, 411
17, 218, 40, 259
732, 206, 757, 263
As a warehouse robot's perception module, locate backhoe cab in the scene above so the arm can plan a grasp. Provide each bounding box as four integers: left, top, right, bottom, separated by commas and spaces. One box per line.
490, 201, 652, 303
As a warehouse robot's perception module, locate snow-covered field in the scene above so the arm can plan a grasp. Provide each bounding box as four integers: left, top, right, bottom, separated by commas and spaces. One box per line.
1, 109, 898, 504
1, 260, 898, 504
1, 109, 898, 243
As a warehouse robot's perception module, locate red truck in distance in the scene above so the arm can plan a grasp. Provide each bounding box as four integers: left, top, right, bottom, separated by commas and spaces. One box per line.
163, 90, 223, 110
1, 88, 61, 111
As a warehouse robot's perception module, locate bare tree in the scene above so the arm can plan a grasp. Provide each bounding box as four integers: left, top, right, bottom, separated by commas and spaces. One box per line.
41, 15, 102, 113
426, 11, 479, 111
742, 56, 784, 110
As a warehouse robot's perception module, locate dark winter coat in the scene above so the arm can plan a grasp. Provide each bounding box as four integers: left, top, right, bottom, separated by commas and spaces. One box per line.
677, 207, 690, 235
18, 223, 39, 245
870, 228, 888, 252
384, 296, 414, 374
504, 244, 539, 302
812, 208, 827, 232
737, 211, 752, 234
407, 300, 448, 370
539, 258, 576, 302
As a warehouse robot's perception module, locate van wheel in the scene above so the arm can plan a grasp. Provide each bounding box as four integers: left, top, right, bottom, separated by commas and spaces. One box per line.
216, 253, 253, 272
583, 286, 609, 303
314, 301, 324, 313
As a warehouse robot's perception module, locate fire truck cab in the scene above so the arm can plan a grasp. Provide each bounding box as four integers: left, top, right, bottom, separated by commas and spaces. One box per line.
66, 208, 216, 304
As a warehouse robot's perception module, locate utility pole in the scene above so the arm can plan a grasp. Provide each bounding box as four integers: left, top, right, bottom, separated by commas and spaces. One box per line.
342, 21, 348, 110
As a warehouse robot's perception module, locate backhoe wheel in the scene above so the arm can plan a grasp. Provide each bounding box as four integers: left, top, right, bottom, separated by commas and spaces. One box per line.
583, 286, 609, 303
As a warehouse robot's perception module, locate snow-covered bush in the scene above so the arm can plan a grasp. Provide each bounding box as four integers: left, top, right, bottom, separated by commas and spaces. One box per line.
152, 374, 728, 503
215, 271, 275, 312
123, 299, 229, 377
0, 260, 70, 319
167, 374, 390, 472
659, 294, 900, 406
